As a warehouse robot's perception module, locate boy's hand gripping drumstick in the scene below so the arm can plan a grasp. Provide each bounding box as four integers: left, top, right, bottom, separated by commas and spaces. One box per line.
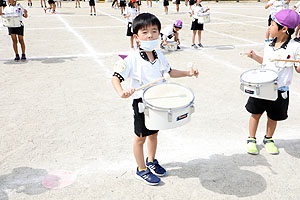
187, 62, 199, 78
135, 73, 170, 91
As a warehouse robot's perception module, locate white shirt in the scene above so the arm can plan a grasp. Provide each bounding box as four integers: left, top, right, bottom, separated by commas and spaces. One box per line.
114, 49, 171, 99
191, 4, 204, 19
124, 7, 138, 23
3, 3, 24, 21
160, 25, 180, 40
262, 39, 300, 88
267, 0, 288, 15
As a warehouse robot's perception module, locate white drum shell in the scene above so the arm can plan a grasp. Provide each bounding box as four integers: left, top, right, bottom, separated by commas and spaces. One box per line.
240, 69, 278, 101
143, 83, 195, 130
198, 13, 210, 24
166, 41, 177, 51
2, 15, 21, 27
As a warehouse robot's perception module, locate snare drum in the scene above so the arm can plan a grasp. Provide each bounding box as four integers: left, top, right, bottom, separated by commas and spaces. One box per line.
143, 83, 195, 130
240, 69, 278, 101
197, 12, 210, 24
2, 14, 21, 28
166, 41, 178, 51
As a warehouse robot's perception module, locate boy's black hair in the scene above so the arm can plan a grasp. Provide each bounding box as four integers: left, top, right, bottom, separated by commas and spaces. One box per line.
132, 13, 161, 35
276, 22, 295, 40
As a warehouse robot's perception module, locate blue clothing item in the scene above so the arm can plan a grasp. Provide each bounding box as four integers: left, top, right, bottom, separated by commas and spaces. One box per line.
278, 86, 289, 91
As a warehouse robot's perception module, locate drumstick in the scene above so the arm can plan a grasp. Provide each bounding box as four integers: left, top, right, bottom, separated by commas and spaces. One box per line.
135, 73, 170, 91
239, 51, 248, 56
269, 58, 300, 63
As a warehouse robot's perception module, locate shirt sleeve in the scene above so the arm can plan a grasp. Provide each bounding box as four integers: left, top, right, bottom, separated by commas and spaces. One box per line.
156, 51, 171, 73
113, 54, 133, 82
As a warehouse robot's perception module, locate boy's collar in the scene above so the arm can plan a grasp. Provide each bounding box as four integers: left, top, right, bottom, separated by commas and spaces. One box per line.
269, 37, 290, 49
138, 48, 158, 62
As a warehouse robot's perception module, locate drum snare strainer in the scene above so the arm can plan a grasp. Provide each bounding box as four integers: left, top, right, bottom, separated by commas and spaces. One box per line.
240, 69, 278, 101
142, 82, 195, 130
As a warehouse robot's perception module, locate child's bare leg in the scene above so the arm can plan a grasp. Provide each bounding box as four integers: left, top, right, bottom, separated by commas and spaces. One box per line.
192, 30, 196, 44
93, 6, 96, 12
90, 6, 92, 13
147, 133, 158, 161
18, 35, 25, 54
266, 117, 277, 138
176, 4, 179, 12
249, 114, 262, 138
133, 135, 146, 169
198, 30, 202, 44
11, 35, 19, 54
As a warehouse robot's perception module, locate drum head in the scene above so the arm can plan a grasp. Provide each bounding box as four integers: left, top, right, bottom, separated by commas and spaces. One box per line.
240, 69, 278, 84
143, 83, 194, 110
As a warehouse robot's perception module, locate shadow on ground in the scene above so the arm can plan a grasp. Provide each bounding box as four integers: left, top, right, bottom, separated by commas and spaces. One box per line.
2, 57, 77, 65
164, 154, 270, 197
277, 139, 300, 159
0, 167, 48, 200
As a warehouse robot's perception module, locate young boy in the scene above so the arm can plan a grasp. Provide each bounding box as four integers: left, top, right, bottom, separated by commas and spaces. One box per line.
190, 0, 209, 48
160, 19, 182, 50
89, 0, 96, 16
246, 9, 300, 155
0, 0, 28, 61
163, 0, 169, 15
264, 0, 290, 41
112, 13, 199, 185
44, 0, 56, 14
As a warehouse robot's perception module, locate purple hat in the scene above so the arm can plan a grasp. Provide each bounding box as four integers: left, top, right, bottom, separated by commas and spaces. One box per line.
272, 9, 300, 29
174, 20, 183, 28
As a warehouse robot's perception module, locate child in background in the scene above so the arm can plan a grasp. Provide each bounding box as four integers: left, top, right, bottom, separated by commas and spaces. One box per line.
190, 0, 209, 48
112, 13, 199, 185
124, 0, 138, 48
0, 0, 7, 13
245, 9, 300, 155
89, 0, 96, 16
163, 0, 169, 14
160, 20, 182, 50
120, 0, 126, 15
0, 0, 28, 61
75, 0, 80, 8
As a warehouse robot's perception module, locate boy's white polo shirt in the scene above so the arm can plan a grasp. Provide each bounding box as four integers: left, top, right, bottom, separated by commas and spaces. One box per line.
262, 39, 300, 89
4, 4, 24, 21
267, 0, 288, 15
161, 25, 180, 40
191, 4, 204, 19
114, 49, 171, 99
124, 7, 138, 23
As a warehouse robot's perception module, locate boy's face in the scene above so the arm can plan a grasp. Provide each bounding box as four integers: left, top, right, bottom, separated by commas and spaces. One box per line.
269, 20, 287, 38
174, 27, 181, 32
8, 0, 16, 5
134, 25, 160, 43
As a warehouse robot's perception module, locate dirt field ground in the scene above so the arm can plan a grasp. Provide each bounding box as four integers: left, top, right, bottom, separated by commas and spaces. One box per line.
1, 1, 300, 199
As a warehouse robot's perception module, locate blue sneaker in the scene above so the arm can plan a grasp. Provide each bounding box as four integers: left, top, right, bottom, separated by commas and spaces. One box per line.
135, 167, 160, 186
146, 158, 167, 177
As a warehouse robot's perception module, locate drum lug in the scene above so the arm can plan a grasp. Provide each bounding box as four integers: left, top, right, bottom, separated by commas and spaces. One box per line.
144, 107, 149, 116
190, 104, 195, 114
240, 83, 244, 91
274, 82, 278, 90
168, 110, 172, 122
256, 86, 260, 95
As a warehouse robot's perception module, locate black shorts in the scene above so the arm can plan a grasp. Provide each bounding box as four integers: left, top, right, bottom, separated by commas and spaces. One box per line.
120, 0, 126, 7
8, 25, 24, 36
126, 22, 133, 36
245, 90, 289, 121
191, 19, 203, 30
48, 0, 55, 4
0, 0, 7, 7
189, 0, 194, 5
175, 0, 180, 4
163, 0, 169, 6
89, 0, 95, 6
268, 14, 272, 26
137, 0, 141, 5
132, 98, 158, 137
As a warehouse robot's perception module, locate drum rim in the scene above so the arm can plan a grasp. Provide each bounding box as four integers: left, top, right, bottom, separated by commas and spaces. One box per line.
240, 68, 278, 85
143, 82, 195, 111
